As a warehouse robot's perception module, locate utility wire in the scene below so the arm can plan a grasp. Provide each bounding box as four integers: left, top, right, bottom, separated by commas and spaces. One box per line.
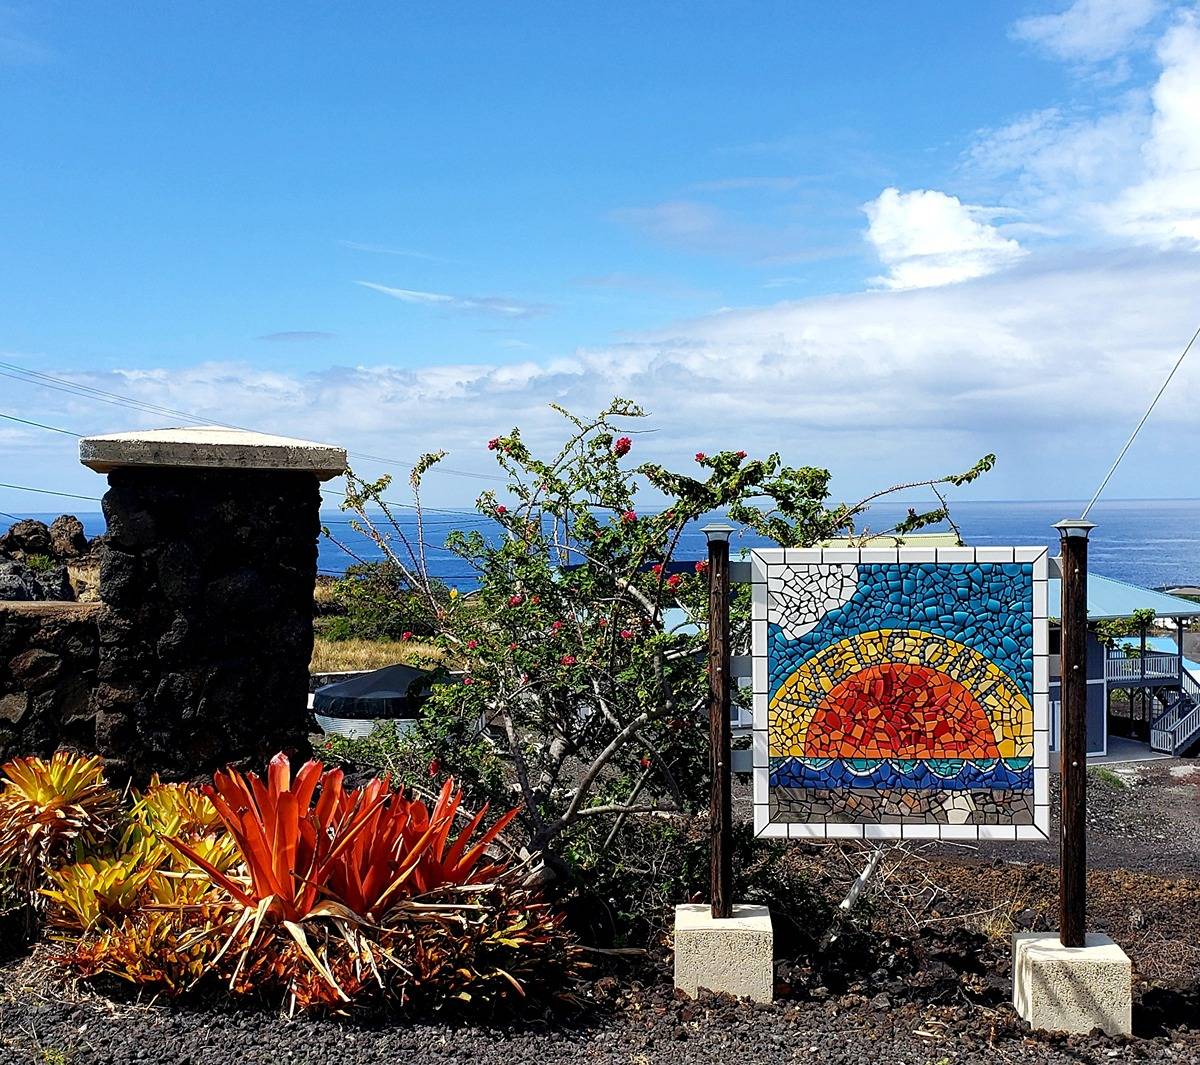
0, 359, 505, 483
0, 406, 491, 520
0, 482, 102, 502
0, 411, 81, 436
1080, 321, 1200, 521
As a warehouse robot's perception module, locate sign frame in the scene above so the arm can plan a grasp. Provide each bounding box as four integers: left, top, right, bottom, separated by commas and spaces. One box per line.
750, 545, 1050, 841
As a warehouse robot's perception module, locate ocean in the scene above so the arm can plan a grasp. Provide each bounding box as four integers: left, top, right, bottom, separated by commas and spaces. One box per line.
12, 499, 1200, 591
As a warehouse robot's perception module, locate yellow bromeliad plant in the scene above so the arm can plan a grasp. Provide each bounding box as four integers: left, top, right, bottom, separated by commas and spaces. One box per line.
46, 774, 243, 994
123, 775, 223, 845
0, 752, 119, 905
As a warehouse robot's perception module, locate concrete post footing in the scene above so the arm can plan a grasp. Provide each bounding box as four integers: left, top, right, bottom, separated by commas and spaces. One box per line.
1012, 932, 1132, 1036
673, 903, 774, 1003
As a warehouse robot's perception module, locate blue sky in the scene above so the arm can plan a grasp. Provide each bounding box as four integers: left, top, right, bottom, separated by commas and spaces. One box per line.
2, 0, 1199, 510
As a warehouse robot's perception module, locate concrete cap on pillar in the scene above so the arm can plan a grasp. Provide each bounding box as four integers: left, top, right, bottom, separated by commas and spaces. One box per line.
79, 426, 348, 481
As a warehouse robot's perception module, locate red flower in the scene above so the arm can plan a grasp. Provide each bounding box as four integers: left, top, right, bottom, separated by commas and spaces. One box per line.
560, 654, 577, 666
620, 629, 635, 640
651, 563, 664, 576
509, 594, 524, 606
695, 452, 706, 463
666, 573, 682, 590
509, 642, 518, 651
401, 631, 413, 641
614, 436, 632, 457
467, 639, 478, 650
639, 756, 652, 769
495, 504, 507, 515
462, 676, 473, 685
487, 438, 500, 451
695, 559, 709, 574
428, 758, 441, 777
736, 450, 747, 459
621, 510, 637, 523
551, 620, 563, 631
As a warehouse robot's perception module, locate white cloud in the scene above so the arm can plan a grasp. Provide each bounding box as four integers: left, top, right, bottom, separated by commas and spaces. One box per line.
11, 250, 1199, 508
1012, 0, 1163, 62
339, 241, 456, 263
1101, 12, 1200, 246
971, 7, 1200, 250
355, 281, 549, 319
966, 103, 1150, 221
863, 188, 1026, 289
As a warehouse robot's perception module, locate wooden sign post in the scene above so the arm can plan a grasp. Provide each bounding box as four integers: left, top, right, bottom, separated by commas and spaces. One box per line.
703, 522, 734, 920
1054, 518, 1094, 948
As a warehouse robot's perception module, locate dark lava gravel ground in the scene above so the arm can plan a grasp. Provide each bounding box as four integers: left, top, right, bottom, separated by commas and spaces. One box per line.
3, 760, 1199, 1064
0, 970, 1194, 1065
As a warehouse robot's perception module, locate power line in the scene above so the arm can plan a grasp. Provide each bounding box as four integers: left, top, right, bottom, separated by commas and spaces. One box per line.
1081, 321, 1200, 520
0, 411, 82, 437
0, 482, 102, 502
0, 404, 495, 519
0, 359, 505, 484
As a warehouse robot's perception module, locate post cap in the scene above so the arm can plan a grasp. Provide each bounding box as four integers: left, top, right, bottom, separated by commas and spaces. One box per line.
701, 522, 736, 543
1052, 519, 1097, 539
79, 426, 348, 480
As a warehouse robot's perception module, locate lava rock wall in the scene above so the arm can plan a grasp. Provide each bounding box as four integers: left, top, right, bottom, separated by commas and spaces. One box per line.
0, 601, 103, 759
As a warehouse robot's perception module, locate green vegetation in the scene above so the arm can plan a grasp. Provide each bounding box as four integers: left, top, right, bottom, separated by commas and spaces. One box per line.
1089, 766, 1129, 790
316, 560, 449, 642
335, 397, 994, 877
1096, 607, 1160, 650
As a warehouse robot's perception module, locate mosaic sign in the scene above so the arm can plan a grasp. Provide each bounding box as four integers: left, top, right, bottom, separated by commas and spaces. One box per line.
751, 546, 1049, 840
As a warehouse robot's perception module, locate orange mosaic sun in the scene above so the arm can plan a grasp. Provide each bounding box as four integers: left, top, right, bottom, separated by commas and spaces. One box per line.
803, 662, 1000, 760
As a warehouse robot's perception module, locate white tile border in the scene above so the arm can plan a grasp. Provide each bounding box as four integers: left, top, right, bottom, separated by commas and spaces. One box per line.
747, 546, 1049, 844
858, 547, 898, 563
784, 547, 822, 565
819, 547, 860, 563
976, 546, 1014, 563
936, 546, 975, 562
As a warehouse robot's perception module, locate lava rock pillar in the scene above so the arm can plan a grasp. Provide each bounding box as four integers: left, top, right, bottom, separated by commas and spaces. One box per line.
79, 428, 346, 782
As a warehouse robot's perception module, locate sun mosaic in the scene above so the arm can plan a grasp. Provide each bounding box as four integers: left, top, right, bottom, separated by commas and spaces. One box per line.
750, 547, 1050, 841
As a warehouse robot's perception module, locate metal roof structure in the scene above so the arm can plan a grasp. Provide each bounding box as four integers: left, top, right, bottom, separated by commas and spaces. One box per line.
1047, 563, 1200, 621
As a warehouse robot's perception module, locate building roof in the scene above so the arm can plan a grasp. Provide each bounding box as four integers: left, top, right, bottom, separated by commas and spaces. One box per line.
1048, 564, 1200, 621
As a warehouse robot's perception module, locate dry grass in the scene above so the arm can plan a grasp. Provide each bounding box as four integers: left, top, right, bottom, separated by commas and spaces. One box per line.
310, 635, 448, 674
67, 561, 101, 603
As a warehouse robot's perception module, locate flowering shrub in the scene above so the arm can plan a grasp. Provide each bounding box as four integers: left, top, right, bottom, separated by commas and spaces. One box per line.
338, 398, 994, 878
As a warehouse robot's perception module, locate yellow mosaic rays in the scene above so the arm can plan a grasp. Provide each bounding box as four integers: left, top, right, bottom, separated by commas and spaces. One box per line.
768, 628, 1033, 760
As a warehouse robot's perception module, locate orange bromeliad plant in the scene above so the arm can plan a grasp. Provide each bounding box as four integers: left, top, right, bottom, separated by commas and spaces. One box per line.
169, 752, 522, 1005
326, 775, 519, 920
174, 754, 519, 920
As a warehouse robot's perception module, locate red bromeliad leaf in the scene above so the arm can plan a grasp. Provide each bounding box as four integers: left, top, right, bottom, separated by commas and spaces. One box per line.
172, 754, 521, 926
